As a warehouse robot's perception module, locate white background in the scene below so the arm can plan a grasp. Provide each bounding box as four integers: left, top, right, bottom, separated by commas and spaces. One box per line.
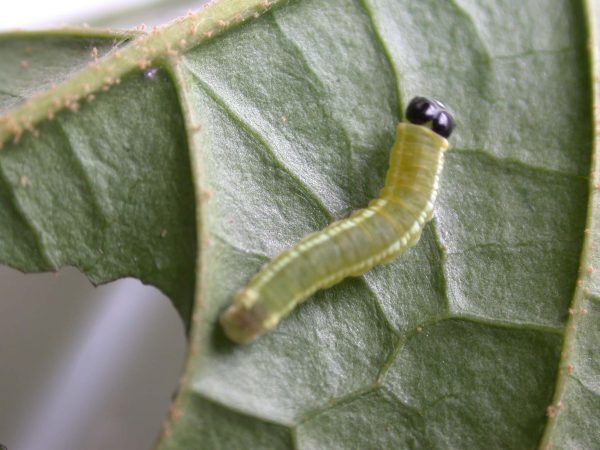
0, 0, 152, 30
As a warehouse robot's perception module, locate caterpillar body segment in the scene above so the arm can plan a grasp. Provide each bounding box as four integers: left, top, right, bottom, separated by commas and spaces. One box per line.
221, 97, 455, 344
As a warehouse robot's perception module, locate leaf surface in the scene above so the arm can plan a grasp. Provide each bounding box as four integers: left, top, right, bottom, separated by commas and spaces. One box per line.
0, 0, 597, 448
0, 31, 197, 324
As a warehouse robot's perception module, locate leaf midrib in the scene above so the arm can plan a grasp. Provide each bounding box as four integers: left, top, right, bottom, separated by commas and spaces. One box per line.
0, 0, 287, 148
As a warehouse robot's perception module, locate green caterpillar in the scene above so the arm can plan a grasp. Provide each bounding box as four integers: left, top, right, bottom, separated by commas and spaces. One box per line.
221, 97, 455, 344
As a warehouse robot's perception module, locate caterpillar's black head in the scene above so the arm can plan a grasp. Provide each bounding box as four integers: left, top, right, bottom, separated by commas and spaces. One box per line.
406, 96, 455, 138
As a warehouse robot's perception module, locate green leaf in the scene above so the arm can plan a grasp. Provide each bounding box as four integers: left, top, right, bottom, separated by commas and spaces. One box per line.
0, 32, 197, 325
539, 0, 600, 448
0, 0, 597, 448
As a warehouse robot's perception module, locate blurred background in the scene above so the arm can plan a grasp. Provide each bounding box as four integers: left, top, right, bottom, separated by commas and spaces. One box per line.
0, 2, 203, 449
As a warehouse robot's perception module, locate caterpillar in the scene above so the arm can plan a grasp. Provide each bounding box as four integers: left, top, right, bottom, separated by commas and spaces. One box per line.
221, 97, 455, 344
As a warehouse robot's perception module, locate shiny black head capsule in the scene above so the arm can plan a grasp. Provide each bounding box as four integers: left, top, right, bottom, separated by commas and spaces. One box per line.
406, 96, 455, 138
406, 97, 440, 125
432, 110, 455, 138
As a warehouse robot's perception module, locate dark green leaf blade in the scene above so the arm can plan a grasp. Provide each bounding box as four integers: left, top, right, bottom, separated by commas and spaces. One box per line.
540, 0, 600, 448
0, 35, 196, 325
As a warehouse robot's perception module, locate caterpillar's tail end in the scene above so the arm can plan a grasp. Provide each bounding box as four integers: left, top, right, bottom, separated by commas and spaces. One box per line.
220, 297, 268, 345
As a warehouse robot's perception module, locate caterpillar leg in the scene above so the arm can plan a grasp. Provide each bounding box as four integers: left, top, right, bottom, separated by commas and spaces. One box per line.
377, 231, 423, 266
379, 250, 403, 266
407, 230, 422, 248
425, 209, 433, 222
